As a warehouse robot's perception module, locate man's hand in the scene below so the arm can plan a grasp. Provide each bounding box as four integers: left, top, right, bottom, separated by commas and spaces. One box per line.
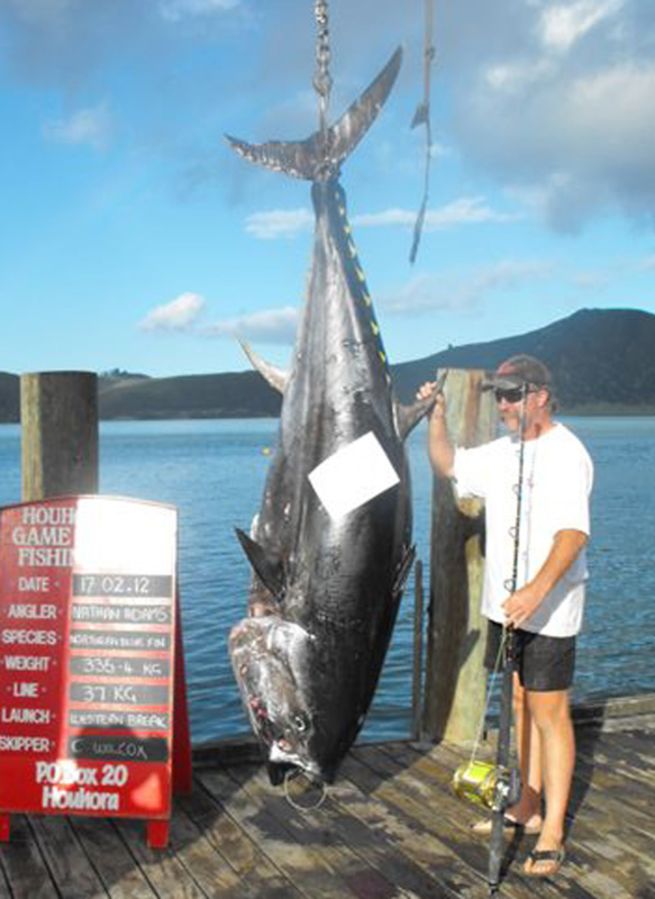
416, 381, 446, 419
502, 583, 543, 629
503, 529, 588, 629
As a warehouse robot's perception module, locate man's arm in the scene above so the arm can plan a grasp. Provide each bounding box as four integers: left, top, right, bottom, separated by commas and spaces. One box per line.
416, 382, 455, 478
503, 529, 588, 629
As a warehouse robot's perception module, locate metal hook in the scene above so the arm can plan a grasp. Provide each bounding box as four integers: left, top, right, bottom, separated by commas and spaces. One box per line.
284, 767, 328, 811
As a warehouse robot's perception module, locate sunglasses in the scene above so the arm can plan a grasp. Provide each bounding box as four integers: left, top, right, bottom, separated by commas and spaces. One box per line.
494, 386, 528, 404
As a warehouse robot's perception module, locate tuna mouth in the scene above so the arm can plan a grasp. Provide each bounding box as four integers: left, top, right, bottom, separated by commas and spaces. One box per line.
269, 741, 322, 778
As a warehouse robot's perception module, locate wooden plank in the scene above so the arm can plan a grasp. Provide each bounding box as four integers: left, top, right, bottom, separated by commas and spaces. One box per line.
69, 816, 157, 899
165, 800, 247, 899
0, 815, 51, 899
330, 761, 491, 898
198, 764, 373, 899
245, 762, 457, 899
222, 762, 406, 899
402, 740, 655, 898
348, 746, 569, 899
572, 693, 655, 724
30, 814, 108, 899
112, 817, 207, 899
576, 727, 655, 788
179, 777, 303, 899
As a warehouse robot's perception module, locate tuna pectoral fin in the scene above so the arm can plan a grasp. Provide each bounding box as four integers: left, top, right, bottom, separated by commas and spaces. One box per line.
235, 528, 285, 598
239, 339, 288, 394
394, 370, 449, 440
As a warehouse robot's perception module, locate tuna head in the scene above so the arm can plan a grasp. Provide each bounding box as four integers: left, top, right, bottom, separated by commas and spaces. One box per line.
229, 615, 318, 776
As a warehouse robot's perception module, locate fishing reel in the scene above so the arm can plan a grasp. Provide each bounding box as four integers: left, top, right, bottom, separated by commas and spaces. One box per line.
452, 760, 521, 811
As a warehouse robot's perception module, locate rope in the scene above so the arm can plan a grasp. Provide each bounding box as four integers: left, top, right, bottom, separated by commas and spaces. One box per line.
410, 0, 436, 264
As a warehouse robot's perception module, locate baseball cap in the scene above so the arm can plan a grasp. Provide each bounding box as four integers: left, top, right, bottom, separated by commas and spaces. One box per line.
482, 355, 553, 392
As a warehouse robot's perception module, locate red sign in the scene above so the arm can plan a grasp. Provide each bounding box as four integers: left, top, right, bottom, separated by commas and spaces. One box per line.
0, 496, 189, 846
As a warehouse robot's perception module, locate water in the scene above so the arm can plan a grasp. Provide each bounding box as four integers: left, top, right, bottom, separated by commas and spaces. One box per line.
0, 416, 653, 745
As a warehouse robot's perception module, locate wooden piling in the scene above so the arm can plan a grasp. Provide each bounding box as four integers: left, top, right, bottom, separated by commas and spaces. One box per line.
20, 372, 98, 502
411, 559, 424, 741
421, 368, 497, 746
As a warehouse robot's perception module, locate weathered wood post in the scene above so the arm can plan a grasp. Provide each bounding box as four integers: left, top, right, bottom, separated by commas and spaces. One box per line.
422, 368, 497, 745
20, 372, 98, 502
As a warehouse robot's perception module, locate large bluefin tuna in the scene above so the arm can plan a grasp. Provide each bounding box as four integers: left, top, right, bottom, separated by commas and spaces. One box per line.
228, 45, 435, 783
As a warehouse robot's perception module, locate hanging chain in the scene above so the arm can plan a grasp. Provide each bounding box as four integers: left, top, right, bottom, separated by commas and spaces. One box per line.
313, 0, 332, 139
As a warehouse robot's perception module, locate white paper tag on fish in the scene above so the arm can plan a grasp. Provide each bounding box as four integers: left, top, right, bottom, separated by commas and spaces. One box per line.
308, 431, 400, 521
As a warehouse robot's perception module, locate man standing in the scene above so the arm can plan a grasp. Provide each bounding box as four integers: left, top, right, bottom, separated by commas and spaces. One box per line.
417, 355, 593, 878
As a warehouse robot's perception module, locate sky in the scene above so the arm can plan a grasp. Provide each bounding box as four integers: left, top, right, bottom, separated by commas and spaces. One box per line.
1, 0, 654, 378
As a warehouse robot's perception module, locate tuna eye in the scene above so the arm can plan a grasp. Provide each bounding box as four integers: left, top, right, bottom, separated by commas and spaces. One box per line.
293, 715, 306, 732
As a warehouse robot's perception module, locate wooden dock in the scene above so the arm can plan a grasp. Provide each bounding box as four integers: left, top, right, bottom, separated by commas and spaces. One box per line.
0, 694, 653, 898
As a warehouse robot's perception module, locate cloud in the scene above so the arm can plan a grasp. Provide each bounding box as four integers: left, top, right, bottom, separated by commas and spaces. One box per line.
538, 0, 625, 54
139, 292, 206, 331
3, 0, 654, 235
354, 197, 520, 230
380, 260, 554, 315
158, 0, 240, 23
458, 55, 655, 231
245, 209, 313, 240
42, 103, 113, 150
201, 306, 298, 345
245, 197, 519, 240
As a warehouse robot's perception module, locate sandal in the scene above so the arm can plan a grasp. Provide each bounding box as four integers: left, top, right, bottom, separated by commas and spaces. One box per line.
524, 847, 566, 878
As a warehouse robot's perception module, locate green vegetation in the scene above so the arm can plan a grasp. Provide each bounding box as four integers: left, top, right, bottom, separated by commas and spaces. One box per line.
1, 309, 654, 422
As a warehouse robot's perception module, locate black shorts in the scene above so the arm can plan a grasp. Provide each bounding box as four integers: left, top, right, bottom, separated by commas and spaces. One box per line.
484, 620, 576, 692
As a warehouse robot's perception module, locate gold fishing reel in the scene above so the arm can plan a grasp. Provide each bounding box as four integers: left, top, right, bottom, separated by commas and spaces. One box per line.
452, 760, 521, 811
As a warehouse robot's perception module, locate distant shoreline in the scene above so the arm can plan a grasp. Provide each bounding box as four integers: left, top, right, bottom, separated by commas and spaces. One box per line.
1, 406, 655, 427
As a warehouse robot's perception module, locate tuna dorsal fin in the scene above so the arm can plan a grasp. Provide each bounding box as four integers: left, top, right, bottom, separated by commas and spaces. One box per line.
394, 370, 448, 441
225, 46, 402, 182
239, 339, 288, 394
235, 528, 285, 598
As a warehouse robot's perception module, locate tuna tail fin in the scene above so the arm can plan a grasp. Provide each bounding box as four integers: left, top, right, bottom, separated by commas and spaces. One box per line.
394, 370, 448, 441
235, 528, 285, 598
239, 339, 288, 395
225, 47, 402, 181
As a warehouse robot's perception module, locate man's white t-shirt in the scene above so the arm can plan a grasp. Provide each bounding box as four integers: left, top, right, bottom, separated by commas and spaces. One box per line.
453, 423, 593, 637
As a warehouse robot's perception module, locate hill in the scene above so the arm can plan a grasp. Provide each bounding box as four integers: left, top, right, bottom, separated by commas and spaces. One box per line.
97, 370, 281, 419
0, 308, 654, 421
391, 307, 655, 412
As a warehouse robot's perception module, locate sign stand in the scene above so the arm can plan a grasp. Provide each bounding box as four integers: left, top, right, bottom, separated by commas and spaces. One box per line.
0, 496, 192, 848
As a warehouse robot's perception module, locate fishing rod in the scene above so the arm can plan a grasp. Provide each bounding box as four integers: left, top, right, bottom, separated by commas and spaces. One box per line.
488, 383, 528, 894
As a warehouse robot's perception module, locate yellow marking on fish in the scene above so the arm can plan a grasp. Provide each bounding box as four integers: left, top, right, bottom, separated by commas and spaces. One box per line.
378, 350, 387, 364
362, 291, 372, 306
371, 322, 380, 336
355, 266, 365, 282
